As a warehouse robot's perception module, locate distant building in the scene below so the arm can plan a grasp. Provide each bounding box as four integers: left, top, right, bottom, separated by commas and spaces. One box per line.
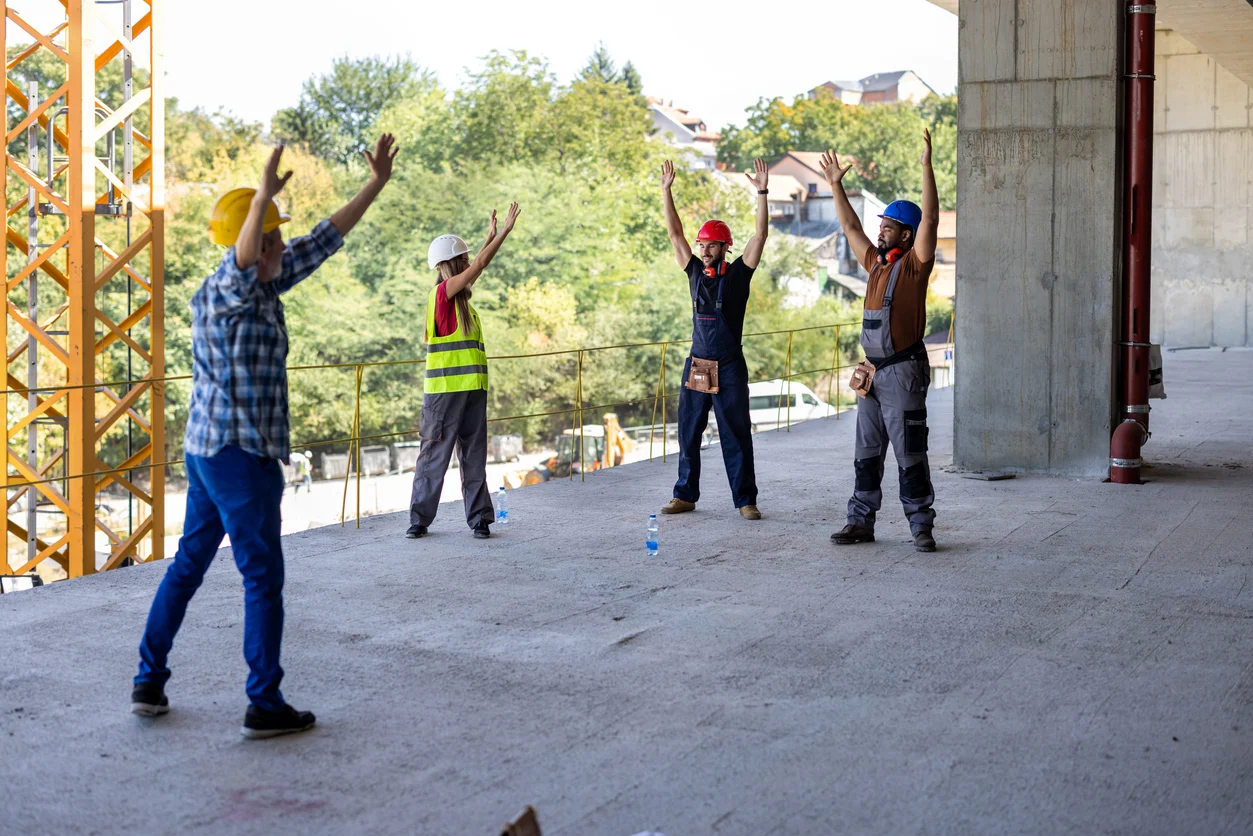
809, 71, 937, 106
648, 98, 720, 170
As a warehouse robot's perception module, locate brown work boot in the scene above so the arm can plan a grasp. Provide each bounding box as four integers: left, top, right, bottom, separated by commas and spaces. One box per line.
660, 498, 695, 514
831, 524, 875, 545
738, 505, 762, 520
913, 530, 936, 553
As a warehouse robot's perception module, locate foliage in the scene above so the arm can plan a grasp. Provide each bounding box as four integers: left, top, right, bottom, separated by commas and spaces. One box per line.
718, 91, 958, 209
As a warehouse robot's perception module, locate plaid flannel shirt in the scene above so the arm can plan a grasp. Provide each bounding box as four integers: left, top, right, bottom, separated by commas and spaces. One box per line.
183, 219, 344, 464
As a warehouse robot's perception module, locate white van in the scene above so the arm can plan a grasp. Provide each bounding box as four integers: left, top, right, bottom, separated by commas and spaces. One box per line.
747, 379, 838, 431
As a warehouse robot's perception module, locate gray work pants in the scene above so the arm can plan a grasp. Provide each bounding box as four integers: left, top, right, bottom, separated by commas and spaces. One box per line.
409, 390, 494, 528
847, 358, 936, 533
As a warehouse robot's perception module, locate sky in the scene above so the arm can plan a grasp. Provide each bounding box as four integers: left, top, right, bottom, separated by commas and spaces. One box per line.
22, 0, 958, 133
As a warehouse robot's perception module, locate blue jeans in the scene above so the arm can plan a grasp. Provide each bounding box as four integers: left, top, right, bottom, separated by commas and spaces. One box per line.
673, 356, 758, 508
136, 446, 287, 711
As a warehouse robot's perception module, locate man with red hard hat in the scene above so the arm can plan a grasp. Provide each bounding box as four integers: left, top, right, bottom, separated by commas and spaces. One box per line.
657, 158, 770, 520
819, 130, 940, 552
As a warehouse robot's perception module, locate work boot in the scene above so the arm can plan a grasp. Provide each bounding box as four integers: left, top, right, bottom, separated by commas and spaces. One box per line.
241, 704, 316, 740
472, 521, 491, 539
738, 505, 762, 520
660, 498, 695, 514
130, 682, 169, 717
405, 524, 427, 539
831, 524, 875, 545
913, 530, 937, 553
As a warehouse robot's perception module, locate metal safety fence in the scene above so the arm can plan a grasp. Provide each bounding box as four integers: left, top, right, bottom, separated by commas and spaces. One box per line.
3, 318, 955, 578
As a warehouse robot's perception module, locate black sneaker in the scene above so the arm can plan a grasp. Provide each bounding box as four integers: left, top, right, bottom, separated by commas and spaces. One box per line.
241, 704, 317, 740
831, 524, 875, 545
405, 524, 428, 539
914, 531, 937, 553
472, 521, 491, 539
130, 682, 170, 717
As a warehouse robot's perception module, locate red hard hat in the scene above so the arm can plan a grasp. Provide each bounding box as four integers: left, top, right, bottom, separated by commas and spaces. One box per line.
695, 219, 733, 246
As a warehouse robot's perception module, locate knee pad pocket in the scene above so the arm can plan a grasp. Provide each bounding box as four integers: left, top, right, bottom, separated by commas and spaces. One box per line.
899, 461, 932, 497
854, 457, 885, 492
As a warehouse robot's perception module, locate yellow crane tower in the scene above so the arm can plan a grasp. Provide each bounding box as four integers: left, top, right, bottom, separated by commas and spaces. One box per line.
3, 0, 164, 579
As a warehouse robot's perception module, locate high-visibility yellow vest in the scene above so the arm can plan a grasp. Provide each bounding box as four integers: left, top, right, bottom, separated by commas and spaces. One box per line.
425, 284, 489, 394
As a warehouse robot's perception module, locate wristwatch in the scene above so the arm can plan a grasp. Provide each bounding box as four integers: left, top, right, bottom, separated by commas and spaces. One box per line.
757, 189, 769, 195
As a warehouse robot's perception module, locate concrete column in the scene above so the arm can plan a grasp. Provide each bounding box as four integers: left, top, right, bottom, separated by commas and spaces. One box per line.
955, 0, 1121, 477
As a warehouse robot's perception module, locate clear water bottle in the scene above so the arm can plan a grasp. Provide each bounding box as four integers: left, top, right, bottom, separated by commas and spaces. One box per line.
646, 514, 659, 556
495, 487, 509, 525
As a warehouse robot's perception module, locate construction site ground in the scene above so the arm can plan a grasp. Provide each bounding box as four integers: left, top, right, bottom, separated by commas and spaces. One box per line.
2, 349, 1251, 835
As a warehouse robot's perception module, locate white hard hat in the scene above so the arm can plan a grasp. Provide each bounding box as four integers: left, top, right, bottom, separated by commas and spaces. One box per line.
427, 234, 470, 270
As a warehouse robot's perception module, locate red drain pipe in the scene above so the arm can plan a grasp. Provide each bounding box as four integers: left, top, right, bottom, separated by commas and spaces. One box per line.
1112, 2, 1157, 484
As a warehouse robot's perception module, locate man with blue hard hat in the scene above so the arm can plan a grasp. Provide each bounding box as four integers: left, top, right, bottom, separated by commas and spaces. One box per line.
818, 130, 940, 553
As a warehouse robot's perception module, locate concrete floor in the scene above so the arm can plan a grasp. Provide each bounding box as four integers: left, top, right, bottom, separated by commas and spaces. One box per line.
2, 350, 1251, 835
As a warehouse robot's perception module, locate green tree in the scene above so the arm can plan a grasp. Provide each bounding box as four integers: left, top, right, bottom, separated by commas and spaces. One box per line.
580, 43, 617, 84
273, 54, 432, 164
619, 61, 643, 96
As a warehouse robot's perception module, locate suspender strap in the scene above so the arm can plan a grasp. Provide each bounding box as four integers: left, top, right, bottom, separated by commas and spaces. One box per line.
882, 258, 905, 307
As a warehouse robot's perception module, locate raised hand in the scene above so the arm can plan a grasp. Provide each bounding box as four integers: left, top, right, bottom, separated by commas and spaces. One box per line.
744, 158, 769, 191
260, 145, 293, 199
818, 149, 853, 185
487, 209, 499, 242
364, 133, 399, 185
661, 159, 676, 191
921, 127, 932, 167
502, 201, 521, 232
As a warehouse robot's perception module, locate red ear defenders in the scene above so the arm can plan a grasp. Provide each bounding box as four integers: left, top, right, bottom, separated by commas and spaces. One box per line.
702, 260, 728, 278
878, 247, 904, 265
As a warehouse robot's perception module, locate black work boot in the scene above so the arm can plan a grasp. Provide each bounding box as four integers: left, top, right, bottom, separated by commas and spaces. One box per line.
472, 521, 491, 539
913, 530, 937, 553
831, 524, 875, 545
241, 704, 317, 740
130, 682, 170, 717
405, 524, 427, 539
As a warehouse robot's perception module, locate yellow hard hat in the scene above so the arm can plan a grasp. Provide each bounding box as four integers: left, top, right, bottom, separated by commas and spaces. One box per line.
208, 187, 291, 247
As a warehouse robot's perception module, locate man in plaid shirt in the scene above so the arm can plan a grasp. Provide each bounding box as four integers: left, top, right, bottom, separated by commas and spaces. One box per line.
132, 135, 398, 739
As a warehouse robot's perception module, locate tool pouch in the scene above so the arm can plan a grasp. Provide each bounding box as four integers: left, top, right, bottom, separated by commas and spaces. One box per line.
848, 359, 876, 398
686, 356, 720, 394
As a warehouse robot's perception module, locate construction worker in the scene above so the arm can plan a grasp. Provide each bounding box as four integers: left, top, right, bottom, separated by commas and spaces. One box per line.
131, 136, 398, 737
658, 158, 770, 520
821, 129, 940, 552
407, 202, 521, 540
293, 451, 312, 493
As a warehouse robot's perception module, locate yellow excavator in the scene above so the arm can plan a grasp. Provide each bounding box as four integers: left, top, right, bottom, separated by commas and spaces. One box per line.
503, 413, 636, 488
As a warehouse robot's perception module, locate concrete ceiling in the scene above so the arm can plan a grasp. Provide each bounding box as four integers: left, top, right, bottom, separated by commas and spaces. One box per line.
922, 0, 1253, 87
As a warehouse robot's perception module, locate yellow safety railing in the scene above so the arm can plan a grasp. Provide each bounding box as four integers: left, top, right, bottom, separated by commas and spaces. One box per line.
3, 321, 865, 543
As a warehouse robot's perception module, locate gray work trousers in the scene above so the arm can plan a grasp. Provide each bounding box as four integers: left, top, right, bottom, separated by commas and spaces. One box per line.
847, 358, 936, 533
409, 390, 494, 528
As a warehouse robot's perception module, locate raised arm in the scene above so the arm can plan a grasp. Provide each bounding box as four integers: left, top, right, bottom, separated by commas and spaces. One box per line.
741, 158, 770, 269
235, 145, 292, 270
329, 133, 398, 237
443, 203, 521, 297
660, 160, 692, 268
818, 149, 874, 261
911, 128, 939, 263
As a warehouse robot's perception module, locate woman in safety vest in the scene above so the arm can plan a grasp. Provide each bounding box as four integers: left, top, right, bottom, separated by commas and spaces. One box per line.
407, 202, 521, 540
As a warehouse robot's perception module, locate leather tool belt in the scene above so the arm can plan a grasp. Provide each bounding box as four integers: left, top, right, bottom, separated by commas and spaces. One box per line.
686, 356, 720, 394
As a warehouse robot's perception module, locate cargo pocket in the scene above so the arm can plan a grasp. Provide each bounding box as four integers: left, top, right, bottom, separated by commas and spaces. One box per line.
418, 400, 449, 446
902, 360, 931, 394
904, 408, 929, 455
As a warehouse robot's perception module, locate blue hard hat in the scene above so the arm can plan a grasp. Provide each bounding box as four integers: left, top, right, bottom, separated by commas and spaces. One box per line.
879, 200, 922, 232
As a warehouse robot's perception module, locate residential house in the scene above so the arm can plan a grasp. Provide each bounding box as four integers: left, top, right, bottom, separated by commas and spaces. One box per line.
809, 70, 937, 106
648, 98, 720, 170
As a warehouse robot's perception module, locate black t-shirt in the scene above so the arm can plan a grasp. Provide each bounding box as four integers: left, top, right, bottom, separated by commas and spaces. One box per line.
685, 255, 754, 340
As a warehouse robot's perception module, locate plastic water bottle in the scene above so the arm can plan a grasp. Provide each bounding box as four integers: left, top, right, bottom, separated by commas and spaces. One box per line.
495, 487, 509, 525
646, 514, 659, 556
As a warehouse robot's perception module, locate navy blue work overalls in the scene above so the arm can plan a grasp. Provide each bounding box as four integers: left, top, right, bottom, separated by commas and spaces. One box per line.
673, 267, 758, 508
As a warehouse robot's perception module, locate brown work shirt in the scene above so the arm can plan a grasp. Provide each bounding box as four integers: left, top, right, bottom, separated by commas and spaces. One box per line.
861, 244, 934, 351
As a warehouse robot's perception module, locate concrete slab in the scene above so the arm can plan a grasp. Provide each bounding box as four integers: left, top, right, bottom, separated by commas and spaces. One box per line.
3, 351, 1253, 835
